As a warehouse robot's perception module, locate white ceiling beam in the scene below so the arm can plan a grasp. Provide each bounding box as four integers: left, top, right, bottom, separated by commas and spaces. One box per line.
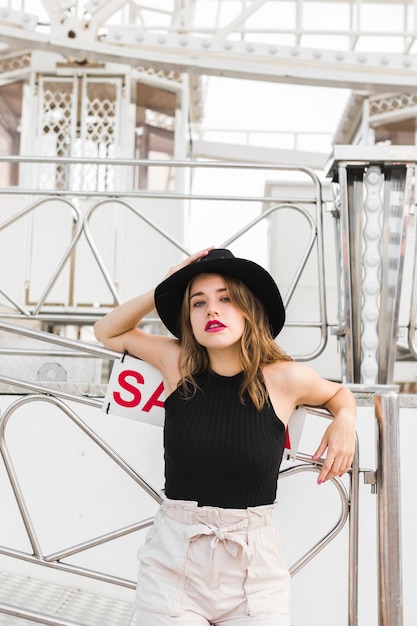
192, 139, 328, 170
0, 24, 416, 91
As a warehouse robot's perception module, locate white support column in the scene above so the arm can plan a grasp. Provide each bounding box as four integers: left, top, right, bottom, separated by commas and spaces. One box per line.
362, 166, 383, 385
374, 391, 403, 626
326, 145, 415, 384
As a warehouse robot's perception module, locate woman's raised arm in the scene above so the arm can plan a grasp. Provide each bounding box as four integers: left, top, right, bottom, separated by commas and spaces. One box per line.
93, 247, 214, 369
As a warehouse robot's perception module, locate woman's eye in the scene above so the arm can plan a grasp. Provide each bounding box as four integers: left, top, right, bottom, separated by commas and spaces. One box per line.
220, 296, 230, 302
193, 300, 205, 307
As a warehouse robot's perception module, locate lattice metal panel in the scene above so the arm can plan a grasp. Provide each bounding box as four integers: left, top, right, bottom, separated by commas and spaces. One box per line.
134, 66, 182, 83
369, 92, 417, 117
0, 53, 31, 75
38, 79, 75, 190
145, 109, 175, 132
74, 78, 122, 192
36, 76, 124, 192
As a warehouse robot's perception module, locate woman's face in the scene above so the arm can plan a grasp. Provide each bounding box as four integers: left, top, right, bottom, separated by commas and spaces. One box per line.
188, 273, 245, 350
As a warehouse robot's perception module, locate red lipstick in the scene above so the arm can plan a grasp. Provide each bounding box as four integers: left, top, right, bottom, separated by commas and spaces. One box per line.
205, 319, 226, 332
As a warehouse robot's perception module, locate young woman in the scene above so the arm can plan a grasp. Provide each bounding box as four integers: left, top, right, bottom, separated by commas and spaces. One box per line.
94, 247, 356, 626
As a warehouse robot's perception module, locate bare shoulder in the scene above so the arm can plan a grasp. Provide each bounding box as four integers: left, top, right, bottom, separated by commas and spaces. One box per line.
263, 360, 313, 386
263, 360, 343, 408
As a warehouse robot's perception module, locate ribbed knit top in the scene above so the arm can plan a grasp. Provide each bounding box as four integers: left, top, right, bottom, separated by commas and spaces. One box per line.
164, 370, 286, 509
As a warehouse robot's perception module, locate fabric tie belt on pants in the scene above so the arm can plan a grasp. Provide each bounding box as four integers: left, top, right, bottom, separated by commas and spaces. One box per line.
161, 498, 275, 566
186, 518, 256, 564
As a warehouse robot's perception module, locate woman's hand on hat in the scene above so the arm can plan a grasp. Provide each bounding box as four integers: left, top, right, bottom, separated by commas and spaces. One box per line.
164, 246, 215, 279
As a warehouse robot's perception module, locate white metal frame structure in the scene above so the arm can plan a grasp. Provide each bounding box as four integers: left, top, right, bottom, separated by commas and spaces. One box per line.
0, 1, 416, 95
0, 2, 416, 626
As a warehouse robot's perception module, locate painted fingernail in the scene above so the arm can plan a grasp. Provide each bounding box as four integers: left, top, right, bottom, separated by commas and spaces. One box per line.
317, 479, 323, 485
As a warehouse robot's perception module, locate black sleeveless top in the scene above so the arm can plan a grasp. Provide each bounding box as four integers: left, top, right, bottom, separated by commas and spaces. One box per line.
164, 370, 286, 509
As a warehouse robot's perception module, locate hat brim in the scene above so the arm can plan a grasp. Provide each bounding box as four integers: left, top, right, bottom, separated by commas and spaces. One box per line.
154, 255, 285, 338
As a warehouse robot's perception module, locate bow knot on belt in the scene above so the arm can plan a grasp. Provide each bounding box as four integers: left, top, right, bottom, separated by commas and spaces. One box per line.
214, 528, 226, 542
188, 520, 255, 565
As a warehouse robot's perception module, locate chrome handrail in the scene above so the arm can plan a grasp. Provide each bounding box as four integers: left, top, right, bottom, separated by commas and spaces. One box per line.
0, 196, 84, 317
0, 322, 359, 622
0, 387, 356, 609
0, 156, 327, 361
281, 465, 350, 576
0, 602, 83, 626
1, 344, 405, 626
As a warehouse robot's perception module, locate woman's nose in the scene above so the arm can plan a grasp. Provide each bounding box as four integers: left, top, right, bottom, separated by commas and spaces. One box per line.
206, 301, 219, 315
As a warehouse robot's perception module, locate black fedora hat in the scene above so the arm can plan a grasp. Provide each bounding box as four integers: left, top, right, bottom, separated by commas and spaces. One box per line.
154, 249, 285, 338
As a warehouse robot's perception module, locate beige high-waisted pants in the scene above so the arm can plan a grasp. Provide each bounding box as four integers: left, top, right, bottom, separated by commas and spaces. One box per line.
135, 498, 291, 626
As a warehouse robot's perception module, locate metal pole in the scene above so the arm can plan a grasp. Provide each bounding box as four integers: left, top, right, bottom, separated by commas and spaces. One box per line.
348, 436, 360, 626
374, 392, 403, 626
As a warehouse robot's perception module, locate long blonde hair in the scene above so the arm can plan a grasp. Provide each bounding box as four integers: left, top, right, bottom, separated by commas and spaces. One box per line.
178, 274, 291, 409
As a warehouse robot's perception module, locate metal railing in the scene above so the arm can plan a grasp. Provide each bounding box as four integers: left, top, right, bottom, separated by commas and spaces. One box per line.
1, 344, 404, 626
0, 153, 407, 625
0, 328, 359, 625
0, 155, 327, 363
1, 380, 402, 626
